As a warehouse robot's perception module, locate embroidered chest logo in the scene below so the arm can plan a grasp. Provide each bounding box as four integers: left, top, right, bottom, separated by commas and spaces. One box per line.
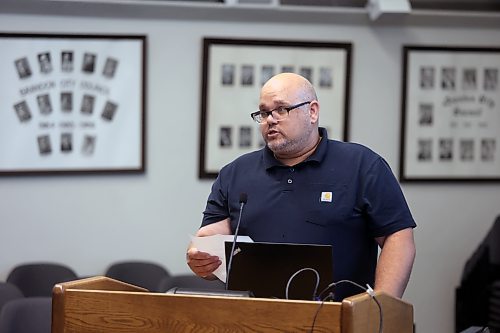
320, 192, 333, 203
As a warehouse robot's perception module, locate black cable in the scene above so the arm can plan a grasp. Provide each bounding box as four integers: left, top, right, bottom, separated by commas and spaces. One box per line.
372, 293, 384, 333
317, 279, 367, 301
317, 280, 384, 333
309, 292, 334, 333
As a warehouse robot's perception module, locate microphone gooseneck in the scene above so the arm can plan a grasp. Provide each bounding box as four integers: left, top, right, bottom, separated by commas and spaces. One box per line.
239, 193, 248, 205
226, 193, 248, 290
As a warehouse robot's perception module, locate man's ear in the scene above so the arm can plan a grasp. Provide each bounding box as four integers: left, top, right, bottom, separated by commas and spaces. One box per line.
309, 101, 320, 124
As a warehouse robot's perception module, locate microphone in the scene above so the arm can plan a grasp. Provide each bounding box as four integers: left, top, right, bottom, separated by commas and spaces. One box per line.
225, 192, 248, 290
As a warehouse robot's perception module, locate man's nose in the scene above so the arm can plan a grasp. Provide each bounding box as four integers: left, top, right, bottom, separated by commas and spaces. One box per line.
266, 113, 277, 124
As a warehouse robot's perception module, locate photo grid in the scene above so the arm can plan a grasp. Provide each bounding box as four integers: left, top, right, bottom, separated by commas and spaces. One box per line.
217, 63, 335, 150
12, 50, 120, 156
415, 64, 499, 165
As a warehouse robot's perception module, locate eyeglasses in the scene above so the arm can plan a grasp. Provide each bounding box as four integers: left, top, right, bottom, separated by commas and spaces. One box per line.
250, 101, 311, 124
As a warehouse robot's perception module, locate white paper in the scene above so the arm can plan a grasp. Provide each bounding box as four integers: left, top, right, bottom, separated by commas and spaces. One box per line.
190, 234, 253, 282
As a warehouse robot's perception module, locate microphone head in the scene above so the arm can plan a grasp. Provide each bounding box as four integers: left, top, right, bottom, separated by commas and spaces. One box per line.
239, 193, 248, 204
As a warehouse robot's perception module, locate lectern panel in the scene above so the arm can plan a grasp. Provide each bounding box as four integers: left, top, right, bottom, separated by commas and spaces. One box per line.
52, 276, 413, 333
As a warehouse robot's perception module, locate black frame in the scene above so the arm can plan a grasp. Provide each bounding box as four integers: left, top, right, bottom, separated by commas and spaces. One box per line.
0, 33, 147, 175
400, 45, 500, 182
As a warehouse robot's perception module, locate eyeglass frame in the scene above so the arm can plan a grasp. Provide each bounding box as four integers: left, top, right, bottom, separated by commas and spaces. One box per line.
250, 101, 312, 124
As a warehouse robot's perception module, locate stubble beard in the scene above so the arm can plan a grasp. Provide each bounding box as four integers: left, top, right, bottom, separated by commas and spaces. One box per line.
266, 123, 315, 156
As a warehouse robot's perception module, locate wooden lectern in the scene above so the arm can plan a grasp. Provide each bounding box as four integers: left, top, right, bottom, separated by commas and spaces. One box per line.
52, 276, 413, 333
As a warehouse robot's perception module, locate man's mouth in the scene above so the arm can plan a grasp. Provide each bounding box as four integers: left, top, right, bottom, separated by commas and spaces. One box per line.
267, 129, 280, 139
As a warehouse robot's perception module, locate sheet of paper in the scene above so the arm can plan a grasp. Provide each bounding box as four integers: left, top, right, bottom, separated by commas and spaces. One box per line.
190, 234, 253, 282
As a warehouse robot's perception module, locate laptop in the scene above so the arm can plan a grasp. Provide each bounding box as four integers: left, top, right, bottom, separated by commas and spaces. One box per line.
224, 241, 333, 301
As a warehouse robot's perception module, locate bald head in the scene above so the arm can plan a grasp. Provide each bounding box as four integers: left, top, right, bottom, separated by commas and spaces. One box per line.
260, 73, 317, 106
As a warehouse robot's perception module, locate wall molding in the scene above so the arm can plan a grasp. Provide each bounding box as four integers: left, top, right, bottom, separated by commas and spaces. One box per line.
1, 0, 500, 28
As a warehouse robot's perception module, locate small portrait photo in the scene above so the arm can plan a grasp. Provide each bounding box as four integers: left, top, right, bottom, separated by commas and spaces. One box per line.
239, 126, 252, 148
299, 67, 313, 82
417, 139, 432, 161
319, 67, 333, 88
484, 68, 498, 91
81, 94, 95, 115
219, 126, 232, 148
419, 66, 435, 89
60, 133, 73, 153
281, 65, 294, 73
37, 134, 52, 155
13, 101, 32, 122
61, 92, 73, 112
481, 138, 496, 162
37, 52, 53, 74
102, 57, 118, 78
101, 101, 118, 121
241, 65, 254, 86
37, 94, 53, 115
82, 52, 96, 73
462, 68, 477, 90
61, 51, 74, 72
439, 138, 453, 161
460, 139, 474, 161
14, 57, 32, 79
260, 65, 275, 86
441, 67, 456, 90
418, 103, 434, 126
82, 135, 96, 155
221, 64, 235, 86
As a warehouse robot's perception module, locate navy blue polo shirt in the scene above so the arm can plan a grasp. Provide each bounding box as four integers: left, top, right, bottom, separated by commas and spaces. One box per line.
202, 127, 416, 300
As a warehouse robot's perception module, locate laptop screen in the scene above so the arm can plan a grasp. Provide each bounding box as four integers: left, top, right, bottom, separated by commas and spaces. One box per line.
225, 241, 333, 301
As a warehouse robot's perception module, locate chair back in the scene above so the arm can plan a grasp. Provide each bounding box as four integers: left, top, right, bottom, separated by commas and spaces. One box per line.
105, 261, 170, 292
6, 263, 77, 297
0, 282, 24, 313
0, 297, 52, 333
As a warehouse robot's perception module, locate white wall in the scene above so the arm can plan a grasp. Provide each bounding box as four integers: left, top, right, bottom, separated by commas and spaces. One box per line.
0, 9, 499, 332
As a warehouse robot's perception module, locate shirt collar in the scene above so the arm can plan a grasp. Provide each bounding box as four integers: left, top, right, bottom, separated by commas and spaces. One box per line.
263, 127, 329, 169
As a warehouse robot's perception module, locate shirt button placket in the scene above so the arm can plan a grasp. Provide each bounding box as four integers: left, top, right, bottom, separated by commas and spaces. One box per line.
287, 168, 294, 185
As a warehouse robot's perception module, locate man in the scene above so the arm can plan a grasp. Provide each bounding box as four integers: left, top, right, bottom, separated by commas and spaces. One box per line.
187, 73, 416, 300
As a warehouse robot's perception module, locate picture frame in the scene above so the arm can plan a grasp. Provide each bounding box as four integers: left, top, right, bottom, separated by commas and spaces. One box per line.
0, 33, 146, 175
400, 46, 500, 182
199, 38, 352, 179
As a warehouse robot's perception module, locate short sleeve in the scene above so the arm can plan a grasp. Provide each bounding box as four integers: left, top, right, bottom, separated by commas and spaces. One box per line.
361, 157, 416, 237
201, 172, 230, 227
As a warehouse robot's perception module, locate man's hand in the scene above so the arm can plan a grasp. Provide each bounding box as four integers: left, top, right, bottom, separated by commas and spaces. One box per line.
187, 219, 231, 279
186, 247, 222, 280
